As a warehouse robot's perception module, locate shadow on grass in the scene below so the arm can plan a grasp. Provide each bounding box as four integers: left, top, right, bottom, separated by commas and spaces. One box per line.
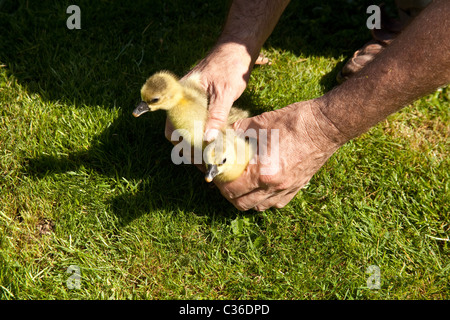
1, 0, 388, 225
319, 59, 347, 92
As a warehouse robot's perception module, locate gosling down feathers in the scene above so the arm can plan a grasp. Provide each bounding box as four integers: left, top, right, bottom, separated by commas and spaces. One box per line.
132, 71, 254, 182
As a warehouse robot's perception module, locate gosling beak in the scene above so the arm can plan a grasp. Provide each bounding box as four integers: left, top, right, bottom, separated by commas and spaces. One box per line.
132, 101, 150, 117
205, 164, 219, 183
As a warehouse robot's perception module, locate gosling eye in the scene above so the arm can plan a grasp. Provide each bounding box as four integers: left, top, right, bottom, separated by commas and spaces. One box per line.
219, 158, 227, 165
149, 97, 160, 104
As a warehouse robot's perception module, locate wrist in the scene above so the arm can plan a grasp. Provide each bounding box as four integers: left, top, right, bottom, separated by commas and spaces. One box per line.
213, 38, 260, 67
298, 98, 350, 150
316, 85, 382, 143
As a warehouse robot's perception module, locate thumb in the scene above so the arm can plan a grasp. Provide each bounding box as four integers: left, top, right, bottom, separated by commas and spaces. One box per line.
203, 94, 234, 142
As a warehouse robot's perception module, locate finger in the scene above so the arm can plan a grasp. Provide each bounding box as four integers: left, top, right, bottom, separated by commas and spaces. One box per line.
253, 189, 298, 211
216, 160, 263, 200
231, 115, 253, 133
164, 117, 175, 142
227, 187, 270, 211
166, 116, 206, 172
204, 94, 235, 142
254, 53, 270, 66
230, 186, 294, 212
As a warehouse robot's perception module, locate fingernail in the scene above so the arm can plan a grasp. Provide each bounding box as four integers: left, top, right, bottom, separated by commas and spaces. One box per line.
204, 128, 219, 142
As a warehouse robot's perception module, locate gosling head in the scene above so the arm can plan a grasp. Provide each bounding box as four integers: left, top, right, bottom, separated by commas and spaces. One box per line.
132, 71, 182, 117
204, 132, 251, 183
204, 140, 233, 183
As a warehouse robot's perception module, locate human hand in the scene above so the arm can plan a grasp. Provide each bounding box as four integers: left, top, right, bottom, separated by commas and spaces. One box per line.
164, 42, 254, 166
164, 42, 254, 144
213, 99, 348, 211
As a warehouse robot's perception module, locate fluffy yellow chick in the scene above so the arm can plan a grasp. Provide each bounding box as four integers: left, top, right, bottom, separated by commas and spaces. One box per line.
133, 71, 208, 149
203, 130, 256, 183
132, 70, 253, 182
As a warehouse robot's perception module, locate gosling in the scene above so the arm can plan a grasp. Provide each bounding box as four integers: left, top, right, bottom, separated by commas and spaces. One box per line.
133, 71, 253, 182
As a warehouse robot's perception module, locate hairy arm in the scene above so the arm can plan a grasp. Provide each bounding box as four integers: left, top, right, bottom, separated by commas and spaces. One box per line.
221, 0, 450, 211
318, 0, 450, 143
182, 0, 290, 141
219, 0, 291, 59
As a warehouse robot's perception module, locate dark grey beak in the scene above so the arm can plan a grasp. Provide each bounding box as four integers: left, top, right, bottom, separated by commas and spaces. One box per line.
205, 164, 219, 183
132, 101, 150, 117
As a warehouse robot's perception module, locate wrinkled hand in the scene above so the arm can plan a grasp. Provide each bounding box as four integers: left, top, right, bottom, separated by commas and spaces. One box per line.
165, 42, 254, 143
162, 43, 348, 211
214, 99, 347, 211
186, 43, 254, 141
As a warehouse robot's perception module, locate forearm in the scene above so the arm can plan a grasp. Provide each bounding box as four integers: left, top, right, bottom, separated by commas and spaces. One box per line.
318, 0, 450, 143
216, 0, 290, 63
190, 0, 290, 136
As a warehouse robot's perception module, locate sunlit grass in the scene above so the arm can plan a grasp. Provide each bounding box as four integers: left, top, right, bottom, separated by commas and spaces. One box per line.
1, 0, 448, 299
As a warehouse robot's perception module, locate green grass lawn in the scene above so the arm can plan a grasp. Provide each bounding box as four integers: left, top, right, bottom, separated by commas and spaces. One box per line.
0, 0, 448, 299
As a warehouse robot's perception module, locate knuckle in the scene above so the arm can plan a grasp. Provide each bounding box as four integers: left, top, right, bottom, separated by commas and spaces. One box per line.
233, 198, 252, 212
275, 181, 291, 192
273, 202, 287, 209
164, 130, 171, 141
220, 186, 236, 200
258, 174, 288, 191
207, 109, 230, 125
254, 205, 267, 212
258, 173, 277, 186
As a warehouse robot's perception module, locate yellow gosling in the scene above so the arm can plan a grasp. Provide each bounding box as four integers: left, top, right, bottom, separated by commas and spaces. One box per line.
133, 70, 253, 182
